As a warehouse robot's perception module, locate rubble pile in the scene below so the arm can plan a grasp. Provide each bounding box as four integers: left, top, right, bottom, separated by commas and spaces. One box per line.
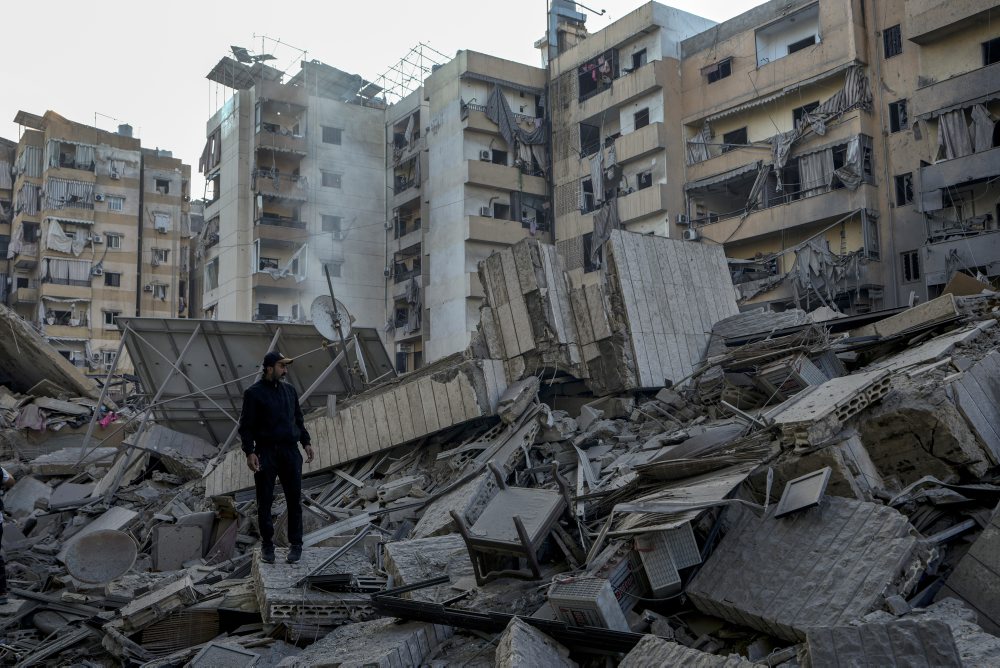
0, 236, 999, 666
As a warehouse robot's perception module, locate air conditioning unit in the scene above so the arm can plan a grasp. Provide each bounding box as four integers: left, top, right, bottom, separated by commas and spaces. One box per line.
479, 150, 491, 161
143, 284, 153, 292
479, 206, 492, 217
676, 213, 688, 225
94, 193, 105, 202
682, 228, 700, 242
155, 224, 168, 234
398, 343, 413, 352
92, 267, 103, 276
110, 170, 121, 180
383, 266, 392, 278
384, 220, 393, 230
91, 234, 104, 244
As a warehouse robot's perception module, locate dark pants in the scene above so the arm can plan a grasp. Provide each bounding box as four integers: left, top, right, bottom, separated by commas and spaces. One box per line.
254, 446, 304, 548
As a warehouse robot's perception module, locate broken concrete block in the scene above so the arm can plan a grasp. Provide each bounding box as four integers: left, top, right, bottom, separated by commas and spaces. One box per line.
3, 475, 51, 519
946, 350, 1000, 465
497, 377, 540, 424
377, 475, 424, 503
152, 525, 203, 571
31, 447, 117, 475
189, 642, 261, 667
277, 617, 452, 667
686, 497, 922, 641
619, 635, 754, 667
383, 534, 472, 602
495, 617, 576, 668
63, 529, 137, 584
867, 598, 1000, 666
58, 506, 139, 562
49, 482, 96, 509
936, 503, 1000, 635
117, 575, 197, 632
577, 404, 603, 431
806, 620, 961, 667
411, 472, 498, 539
133, 424, 218, 480
852, 293, 959, 339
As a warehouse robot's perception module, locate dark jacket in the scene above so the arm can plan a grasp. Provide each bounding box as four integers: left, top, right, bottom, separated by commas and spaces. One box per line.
238, 378, 311, 454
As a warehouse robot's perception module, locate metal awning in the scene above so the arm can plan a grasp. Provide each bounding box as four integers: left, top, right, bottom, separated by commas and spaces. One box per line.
115, 318, 394, 446
684, 161, 762, 191
916, 92, 1000, 121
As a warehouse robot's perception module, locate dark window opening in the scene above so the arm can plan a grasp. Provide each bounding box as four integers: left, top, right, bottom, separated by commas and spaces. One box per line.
582, 232, 600, 273
257, 303, 279, 319
322, 171, 342, 188
104, 272, 121, 287
634, 108, 650, 130
793, 101, 820, 128
631, 50, 647, 70
322, 215, 343, 237
395, 352, 408, 374
984, 37, 1000, 66
883, 24, 902, 58
637, 171, 653, 190
491, 149, 508, 166
889, 100, 908, 133
154, 178, 170, 195
413, 351, 423, 370
722, 127, 748, 153
322, 126, 343, 145
16, 277, 29, 288
901, 251, 920, 282
581, 179, 596, 214
787, 35, 816, 54
23, 222, 40, 243
894, 173, 913, 206
577, 49, 618, 102
706, 58, 732, 84
580, 123, 601, 156
493, 203, 511, 219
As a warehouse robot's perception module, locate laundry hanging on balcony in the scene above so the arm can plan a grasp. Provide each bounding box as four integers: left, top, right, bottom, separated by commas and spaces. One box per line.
485, 85, 548, 176
45, 219, 85, 257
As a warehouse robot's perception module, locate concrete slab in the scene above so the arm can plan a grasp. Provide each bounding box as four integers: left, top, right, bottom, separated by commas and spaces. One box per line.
49, 482, 96, 508
3, 476, 51, 519
686, 497, 921, 641
118, 575, 197, 632
383, 535, 473, 603
189, 641, 260, 667
806, 620, 961, 667
936, 505, 1000, 635
412, 472, 498, 539
619, 635, 754, 667
851, 294, 959, 339
495, 617, 576, 668
31, 447, 117, 476
277, 617, 453, 667
153, 525, 203, 571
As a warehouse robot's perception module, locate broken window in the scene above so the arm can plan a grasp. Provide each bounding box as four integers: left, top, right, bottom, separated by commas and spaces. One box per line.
793, 101, 820, 129
579, 123, 601, 157
787, 35, 816, 54
631, 49, 647, 70
637, 171, 653, 190
322, 126, 343, 145
395, 351, 408, 374
888, 100, 908, 133
104, 272, 121, 287
322, 215, 343, 238
153, 248, 170, 264
901, 250, 920, 282
491, 149, 508, 166
883, 25, 902, 58
152, 284, 168, 300
984, 37, 1000, 66
582, 232, 600, 272
493, 202, 511, 219
23, 222, 39, 243
103, 310, 121, 327
706, 58, 732, 84
256, 303, 278, 320
894, 173, 913, 206
322, 171, 342, 188
577, 49, 617, 102
258, 256, 279, 271
634, 108, 650, 130
154, 178, 170, 195
581, 178, 596, 214
722, 127, 748, 153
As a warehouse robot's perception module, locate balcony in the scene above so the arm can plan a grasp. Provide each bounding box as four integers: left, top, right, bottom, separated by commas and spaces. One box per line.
462, 106, 540, 137
922, 230, 1000, 285
9, 287, 38, 305
45, 323, 91, 339
911, 62, 1000, 119
699, 184, 877, 245
467, 215, 534, 246
254, 171, 308, 201
252, 272, 300, 291
614, 122, 668, 165
13, 242, 39, 270
578, 60, 667, 120
254, 216, 309, 245
465, 160, 547, 196
618, 184, 670, 225
255, 129, 306, 155
40, 280, 92, 300
919, 145, 1000, 212
390, 228, 422, 254
905, 0, 996, 44
253, 313, 298, 322
257, 78, 307, 108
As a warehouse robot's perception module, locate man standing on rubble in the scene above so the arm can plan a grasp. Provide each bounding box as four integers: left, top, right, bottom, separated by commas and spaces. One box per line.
239, 351, 314, 564
0, 467, 16, 603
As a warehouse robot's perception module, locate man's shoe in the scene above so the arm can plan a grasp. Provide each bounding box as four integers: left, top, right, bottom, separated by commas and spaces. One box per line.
260, 545, 275, 564
287, 546, 302, 563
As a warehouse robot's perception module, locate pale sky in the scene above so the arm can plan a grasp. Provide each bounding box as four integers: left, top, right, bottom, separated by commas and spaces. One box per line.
2, 0, 765, 194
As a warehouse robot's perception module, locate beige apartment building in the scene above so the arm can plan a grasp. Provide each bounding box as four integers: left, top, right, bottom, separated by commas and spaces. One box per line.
384, 51, 550, 372
4, 111, 191, 376
0, 137, 14, 303
197, 58, 386, 331
546, 2, 715, 281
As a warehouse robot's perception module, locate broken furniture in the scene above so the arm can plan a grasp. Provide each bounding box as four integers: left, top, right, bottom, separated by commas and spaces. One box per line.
451, 462, 573, 585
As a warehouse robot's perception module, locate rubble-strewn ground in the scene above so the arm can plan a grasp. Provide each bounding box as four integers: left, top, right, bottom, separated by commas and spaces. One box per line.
1, 273, 1000, 666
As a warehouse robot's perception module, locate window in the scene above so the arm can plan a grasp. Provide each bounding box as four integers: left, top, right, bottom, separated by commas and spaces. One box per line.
636, 171, 653, 190
324, 261, 343, 278
888, 100, 908, 133
152, 248, 169, 264
793, 101, 820, 128
493, 202, 511, 220
322, 215, 343, 238
491, 149, 508, 166
322, 126, 343, 145
633, 108, 650, 130
787, 35, 816, 54
630, 50, 647, 70
321, 171, 342, 188
154, 178, 170, 194
984, 37, 1000, 66
257, 303, 278, 319
395, 352, 408, 374
581, 178, 595, 214
580, 123, 601, 157
102, 350, 116, 367
106, 233, 123, 249
894, 173, 913, 206
582, 232, 600, 272
154, 213, 171, 233
901, 251, 920, 282
722, 127, 748, 153
706, 58, 732, 84
205, 258, 219, 290
152, 284, 168, 300
258, 256, 279, 271
577, 49, 617, 102
23, 222, 40, 243
107, 196, 124, 212
104, 272, 121, 287
103, 310, 121, 328
413, 350, 423, 370
883, 25, 902, 58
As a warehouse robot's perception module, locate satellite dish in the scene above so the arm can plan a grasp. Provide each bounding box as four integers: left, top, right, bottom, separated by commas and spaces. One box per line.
311, 295, 353, 340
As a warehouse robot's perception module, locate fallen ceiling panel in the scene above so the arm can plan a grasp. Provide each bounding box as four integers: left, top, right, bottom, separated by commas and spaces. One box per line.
116, 318, 393, 445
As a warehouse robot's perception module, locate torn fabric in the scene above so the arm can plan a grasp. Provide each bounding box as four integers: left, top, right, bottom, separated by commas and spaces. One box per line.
833, 137, 863, 191
799, 148, 835, 197
485, 85, 547, 148
686, 121, 712, 165
971, 104, 995, 154
936, 109, 974, 161
591, 199, 621, 268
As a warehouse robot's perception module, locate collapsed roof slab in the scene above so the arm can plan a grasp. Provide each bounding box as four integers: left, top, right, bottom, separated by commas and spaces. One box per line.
204, 355, 507, 497
686, 496, 923, 642
0, 303, 101, 401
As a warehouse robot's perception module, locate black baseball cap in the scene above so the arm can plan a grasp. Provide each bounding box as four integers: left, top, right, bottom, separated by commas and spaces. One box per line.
262, 351, 293, 368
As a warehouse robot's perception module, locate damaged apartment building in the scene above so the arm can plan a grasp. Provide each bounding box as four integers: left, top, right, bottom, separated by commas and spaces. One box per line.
546, 0, 1000, 316
3, 111, 192, 377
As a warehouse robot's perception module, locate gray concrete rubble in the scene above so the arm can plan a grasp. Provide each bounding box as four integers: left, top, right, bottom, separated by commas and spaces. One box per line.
0, 235, 999, 664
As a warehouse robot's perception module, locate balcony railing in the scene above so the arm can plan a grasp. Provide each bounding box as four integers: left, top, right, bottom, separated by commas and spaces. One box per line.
44, 277, 91, 287
394, 266, 421, 284
256, 215, 306, 229
393, 177, 417, 195
253, 313, 296, 322
49, 199, 94, 211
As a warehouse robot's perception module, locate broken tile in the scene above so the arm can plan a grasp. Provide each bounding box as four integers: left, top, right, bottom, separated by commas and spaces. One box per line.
495, 617, 576, 667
